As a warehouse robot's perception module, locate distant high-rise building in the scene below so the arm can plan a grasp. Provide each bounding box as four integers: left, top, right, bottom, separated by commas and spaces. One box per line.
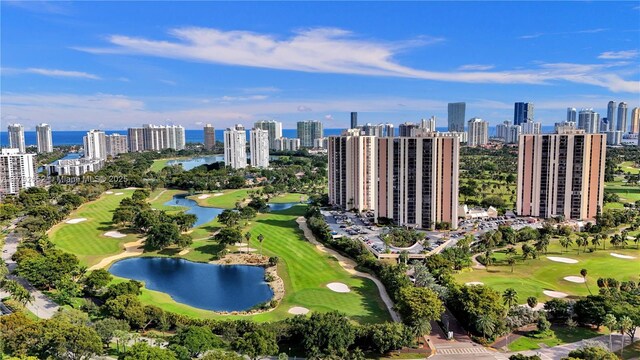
448, 102, 466, 132
297, 120, 323, 147
83, 130, 107, 160
631, 107, 640, 134
360, 123, 384, 137
249, 128, 269, 168
127, 128, 145, 152
0, 148, 36, 195
376, 133, 460, 229
555, 121, 576, 133
467, 117, 489, 147
521, 121, 541, 135
517, 128, 606, 220
7, 124, 26, 153
567, 108, 577, 123
274, 137, 301, 151
382, 123, 394, 137
496, 121, 510, 140
224, 124, 247, 169
105, 134, 128, 157
578, 109, 600, 134
506, 125, 521, 144
313, 137, 328, 149
421, 116, 436, 132
203, 124, 216, 150
351, 112, 358, 129
514, 102, 534, 126
600, 118, 610, 133
398, 122, 419, 137
35, 123, 53, 153
617, 102, 628, 133
604, 130, 622, 146
607, 101, 616, 132
254, 120, 282, 149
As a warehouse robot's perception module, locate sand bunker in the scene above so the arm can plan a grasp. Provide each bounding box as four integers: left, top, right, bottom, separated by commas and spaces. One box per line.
213, 193, 224, 196
564, 276, 586, 283
197, 194, 212, 199
547, 256, 578, 264
105, 191, 114, 194
234, 242, 248, 247
237, 247, 257, 252
104, 231, 127, 238
465, 281, 485, 286
65, 218, 87, 224
288, 306, 310, 315
610, 253, 636, 259
115, 192, 124, 195
327, 282, 350, 293
543, 290, 568, 298
178, 249, 190, 256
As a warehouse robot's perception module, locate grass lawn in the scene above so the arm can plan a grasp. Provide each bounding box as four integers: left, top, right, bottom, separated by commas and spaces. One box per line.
618, 161, 640, 175
48, 189, 141, 267
268, 193, 308, 204
459, 177, 516, 208
112, 205, 390, 323
456, 239, 640, 302
507, 326, 604, 351
190, 188, 256, 209
622, 340, 640, 359
149, 157, 189, 172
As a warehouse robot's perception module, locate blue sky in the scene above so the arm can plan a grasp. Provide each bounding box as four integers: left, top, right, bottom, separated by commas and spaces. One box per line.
1, 1, 639, 131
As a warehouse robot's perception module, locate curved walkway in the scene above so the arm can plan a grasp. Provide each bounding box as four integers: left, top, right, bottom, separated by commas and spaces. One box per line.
471, 252, 486, 269
88, 239, 145, 270
149, 189, 167, 202
296, 217, 401, 322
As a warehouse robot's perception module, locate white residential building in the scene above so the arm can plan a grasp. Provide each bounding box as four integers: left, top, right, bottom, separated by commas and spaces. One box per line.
83, 130, 107, 160
467, 118, 489, 147
313, 137, 328, 149
250, 128, 269, 168
297, 120, 323, 147
0, 148, 36, 195
7, 124, 26, 153
578, 109, 600, 134
506, 125, 521, 144
46, 158, 105, 176
36, 123, 53, 153
224, 124, 247, 169
254, 120, 283, 150
274, 137, 300, 151
105, 134, 128, 157
521, 121, 541, 135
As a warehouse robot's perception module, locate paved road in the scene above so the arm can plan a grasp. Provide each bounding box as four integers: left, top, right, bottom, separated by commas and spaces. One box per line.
296, 217, 402, 322
1, 220, 60, 319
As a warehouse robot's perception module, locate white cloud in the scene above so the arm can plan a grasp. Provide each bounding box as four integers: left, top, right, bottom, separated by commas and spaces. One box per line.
75, 26, 639, 93
520, 28, 607, 39
2, 67, 101, 80
324, 114, 334, 120
458, 64, 495, 71
159, 79, 177, 85
297, 105, 313, 112
598, 50, 639, 60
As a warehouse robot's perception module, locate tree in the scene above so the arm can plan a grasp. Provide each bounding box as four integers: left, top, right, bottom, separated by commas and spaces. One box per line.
119, 342, 177, 360
214, 227, 243, 247
103, 295, 147, 329
40, 318, 103, 360
502, 288, 518, 309
83, 269, 113, 295
564, 345, 618, 360
527, 296, 537, 309
619, 316, 633, 358
537, 313, 551, 334
2, 279, 33, 306
396, 287, 445, 328
475, 314, 496, 340
170, 325, 223, 358
300, 311, 356, 357
218, 209, 241, 227
233, 328, 279, 360
484, 250, 494, 270
368, 322, 413, 354
92, 318, 131, 346
244, 232, 252, 253
580, 268, 592, 295
146, 222, 181, 250
507, 256, 516, 273
575, 237, 588, 254
257, 233, 265, 255
603, 314, 617, 352
559, 237, 573, 253
202, 350, 244, 360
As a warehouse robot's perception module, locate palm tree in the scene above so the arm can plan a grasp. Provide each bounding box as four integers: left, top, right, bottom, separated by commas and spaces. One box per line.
527, 296, 537, 309
591, 235, 601, 250
580, 268, 592, 295
484, 250, 493, 271
475, 315, 496, 340
507, 256, 516, 273
575, 237, 587, 254
257, 233, 265, 255
603, 314, 617, 352
620, 316, 633, 358
635, 234, 640, 249
559, 237, 572, 253
502, 288, 518, 309
244, 231, 251, 253
602, 234, 608, 250
535, 237, 550, 254
620, 236, 629, 249
610, 234, 621, 249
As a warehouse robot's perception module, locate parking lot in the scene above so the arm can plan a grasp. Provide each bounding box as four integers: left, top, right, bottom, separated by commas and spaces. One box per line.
322, 210, 544, 260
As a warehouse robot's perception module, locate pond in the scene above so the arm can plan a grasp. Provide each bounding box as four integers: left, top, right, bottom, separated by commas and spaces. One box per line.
164, 194, 223, 227
109, 257, 273, 312
267, 202, 303, 211
168, 155, 283, 171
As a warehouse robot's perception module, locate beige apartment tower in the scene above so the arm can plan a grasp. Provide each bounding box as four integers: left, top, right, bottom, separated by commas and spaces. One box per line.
376, 133, 459, 230
204, 124, 216, 150
517, 128, 606, 220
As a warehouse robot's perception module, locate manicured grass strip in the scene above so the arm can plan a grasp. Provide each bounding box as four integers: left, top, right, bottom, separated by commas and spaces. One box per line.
48, 189, 140, 267
191, 188, 256, 209
507, 326, 604, 351
268, 193, 307, 204
456, 238, 640, 302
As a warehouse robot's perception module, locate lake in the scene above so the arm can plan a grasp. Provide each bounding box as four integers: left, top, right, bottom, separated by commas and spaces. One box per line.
109, 257, 273, 312
164, 194, 223, 227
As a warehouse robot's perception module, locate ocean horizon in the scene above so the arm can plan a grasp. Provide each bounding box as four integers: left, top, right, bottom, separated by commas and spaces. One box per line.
0, 126, 557, 147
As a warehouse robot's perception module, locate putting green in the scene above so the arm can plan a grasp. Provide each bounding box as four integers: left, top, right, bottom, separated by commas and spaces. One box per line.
456, 238, 639, 302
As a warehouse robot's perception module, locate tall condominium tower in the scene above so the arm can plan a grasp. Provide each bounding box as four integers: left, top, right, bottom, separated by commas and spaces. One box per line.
514, 102, 534, 126
631, 107, 640, 134
398, 122, 419, 137
0, 148, 36, 195
467, 117, 489, 147
351, 112, 358, 129
127, 128, 145, 152
496, 121, 510, 140
35, 123, 53, 153
617, 102, 628, 133
421, 116, 436, 132
577, 109, 600, 134
249, 128, 269, 168
7, 124, 26, 153
224, 124, 247, 169
328, 129, 377, 212
128, 124, 185, 151
105, 134, 128, 157
376, 133, 459, 229
274, 137, 301, 151
517, 128, 606, 220
567, 108, 577, 123
254, 120, 282, 149
83, 130, 107, 160
607, 101, 616, 132
204, 124, 216, 150
297, 120, 323, 148
447, 102, 466, 132
521, 121, 541, 135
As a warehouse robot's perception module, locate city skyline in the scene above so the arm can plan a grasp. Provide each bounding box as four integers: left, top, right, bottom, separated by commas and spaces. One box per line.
1, 2, 639, 131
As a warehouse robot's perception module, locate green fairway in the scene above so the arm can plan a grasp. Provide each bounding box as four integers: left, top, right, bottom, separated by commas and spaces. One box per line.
48, 189, 141, 267
268, 192, 308, 204
506, 326, 604, 351
190, 188, 255, 209
149, 157, 188, 172
456, 239, 640, 302
115, 204, 390, 323
618, 161, 640, 175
